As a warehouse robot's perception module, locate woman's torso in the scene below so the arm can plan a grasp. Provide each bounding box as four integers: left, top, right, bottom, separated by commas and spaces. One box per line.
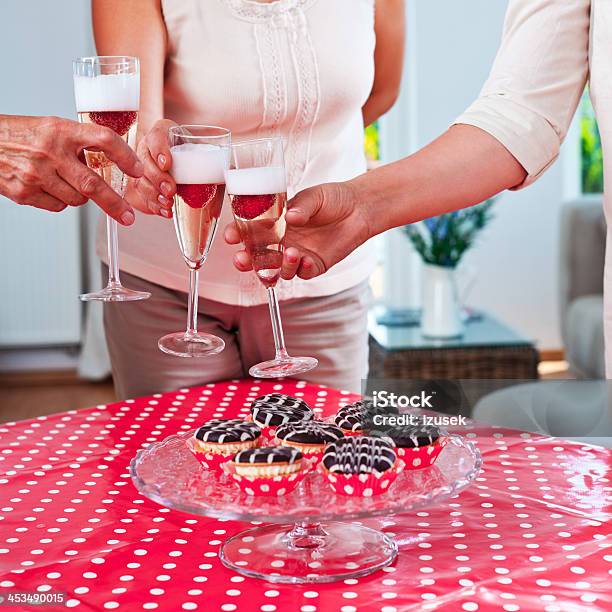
106, 0, 378, 305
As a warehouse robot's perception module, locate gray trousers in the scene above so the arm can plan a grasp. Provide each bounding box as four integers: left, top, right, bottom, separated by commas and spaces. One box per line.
103, 266, 371, 399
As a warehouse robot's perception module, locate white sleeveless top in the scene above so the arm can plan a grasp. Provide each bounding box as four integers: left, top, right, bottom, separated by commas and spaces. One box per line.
104, 0, 377, 306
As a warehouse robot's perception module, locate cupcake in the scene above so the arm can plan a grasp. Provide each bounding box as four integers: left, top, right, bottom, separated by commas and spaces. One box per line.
274, 421, 344, 456
320, 436, 402, 496
226, 446, 311, 496
383, 424, 446, 470
250, 393, 313, 439
334, 399, 397, 435
188, 419, 261, 469
233, 446, 303, 477
334, 402, 365, 435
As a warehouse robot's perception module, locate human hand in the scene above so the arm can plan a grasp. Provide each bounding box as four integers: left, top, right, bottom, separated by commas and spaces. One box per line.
133, 119, 177, 217
224, 181, 372, 280
0, 114, 143, 224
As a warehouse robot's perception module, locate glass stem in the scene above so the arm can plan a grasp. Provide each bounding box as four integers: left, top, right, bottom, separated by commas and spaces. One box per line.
267, 286, 289, 360
287, 522, 328, 550
186, 268, 199, 338
106, 216, 122, 287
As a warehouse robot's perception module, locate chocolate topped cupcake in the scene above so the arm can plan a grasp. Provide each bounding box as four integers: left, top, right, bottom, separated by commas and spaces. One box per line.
384, 424, 440, 449
322, 436, 397, 474
275, 421, 344, 455
195, 419, 261, 444
250, 394, 313, 432
334, 399, 399, 435
334, 400, 376, 434
233, 446, 303, 477
192, 418, 261, 459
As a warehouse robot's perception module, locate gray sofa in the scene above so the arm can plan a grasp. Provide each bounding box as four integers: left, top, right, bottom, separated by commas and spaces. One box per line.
560, 200, 606, 378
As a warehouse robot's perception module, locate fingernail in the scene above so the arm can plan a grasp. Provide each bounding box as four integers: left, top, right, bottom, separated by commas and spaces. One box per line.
161, 181, 172, 196
160, 208, 172, 219
120, 211, 135, 226
303, 259, 311, 268
287, 254, 298, 264
158, 154, 166, 168
158, 194, 171, 207
134, 160, 145, 176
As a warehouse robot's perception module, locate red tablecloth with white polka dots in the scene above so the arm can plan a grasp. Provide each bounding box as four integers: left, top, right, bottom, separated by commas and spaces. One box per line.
0, 379, 610, 612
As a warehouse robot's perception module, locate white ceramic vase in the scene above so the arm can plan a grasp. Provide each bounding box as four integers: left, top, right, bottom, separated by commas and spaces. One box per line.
421, 264, 464, 339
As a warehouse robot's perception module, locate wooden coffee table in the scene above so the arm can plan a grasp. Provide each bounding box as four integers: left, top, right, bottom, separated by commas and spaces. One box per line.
368, 308, 539, 380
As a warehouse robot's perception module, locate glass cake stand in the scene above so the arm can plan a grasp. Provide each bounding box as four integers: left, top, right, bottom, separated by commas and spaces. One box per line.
130, 432, 482, 584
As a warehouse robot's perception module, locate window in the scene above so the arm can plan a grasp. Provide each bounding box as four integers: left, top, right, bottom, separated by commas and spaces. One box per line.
365, 121, 380, 162
581, 91, 603, 194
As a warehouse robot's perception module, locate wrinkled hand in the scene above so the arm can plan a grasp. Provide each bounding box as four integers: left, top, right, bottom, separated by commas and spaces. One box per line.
133, 119, 177, 218
0, 114, 143, 225
225, 181, 371, 280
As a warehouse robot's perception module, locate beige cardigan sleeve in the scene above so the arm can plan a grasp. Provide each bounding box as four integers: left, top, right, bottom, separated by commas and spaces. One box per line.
455, 0, 591, 188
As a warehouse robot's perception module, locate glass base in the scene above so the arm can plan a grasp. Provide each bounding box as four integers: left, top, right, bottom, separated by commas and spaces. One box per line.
249, 356, 318, 379
79, 284, 151, 302
158, 331, 225, 358
220, 522, 397, 584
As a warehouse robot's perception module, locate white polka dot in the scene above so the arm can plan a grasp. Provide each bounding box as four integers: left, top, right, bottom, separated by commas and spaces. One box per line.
103, 603, 119, 610
342, 592, 357, 599
264, 591, 279, 598
462, 604, 479, 611
181, 604, 197, 611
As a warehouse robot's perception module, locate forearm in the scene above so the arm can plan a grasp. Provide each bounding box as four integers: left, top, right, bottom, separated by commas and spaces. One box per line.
350, 124, 527, 237
362, 92, 397, 127
92, 0, 166, 135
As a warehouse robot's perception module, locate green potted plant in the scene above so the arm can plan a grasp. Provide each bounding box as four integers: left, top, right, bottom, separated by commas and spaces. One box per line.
404, 199, 494, 338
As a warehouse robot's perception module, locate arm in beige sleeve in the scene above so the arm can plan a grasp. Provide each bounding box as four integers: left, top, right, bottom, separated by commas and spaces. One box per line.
352, 0, 592, 239
454, 0, 591, 189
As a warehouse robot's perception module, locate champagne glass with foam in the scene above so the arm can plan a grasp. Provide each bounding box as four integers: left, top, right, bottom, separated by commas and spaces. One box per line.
227, 137, 318, 378
158, 125, 231, 358
73, 56, 150, 302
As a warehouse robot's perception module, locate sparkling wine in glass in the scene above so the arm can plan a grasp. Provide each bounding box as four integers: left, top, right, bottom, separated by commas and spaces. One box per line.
158, 126, 230, 358
73, 56, 150, 302
227, 138, 318, 378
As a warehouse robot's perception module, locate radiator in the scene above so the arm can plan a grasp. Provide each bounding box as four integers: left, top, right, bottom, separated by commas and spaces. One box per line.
0, 199, 82, 347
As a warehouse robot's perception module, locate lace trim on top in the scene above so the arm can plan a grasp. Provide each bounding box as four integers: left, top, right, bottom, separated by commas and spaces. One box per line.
222, 0, 316, 21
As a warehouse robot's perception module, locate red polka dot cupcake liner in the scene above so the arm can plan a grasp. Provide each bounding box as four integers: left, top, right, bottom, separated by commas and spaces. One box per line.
319, 461, 404, 497
222, 457, 318, 497
396, 437, 448, 470
186, 437, 249, 471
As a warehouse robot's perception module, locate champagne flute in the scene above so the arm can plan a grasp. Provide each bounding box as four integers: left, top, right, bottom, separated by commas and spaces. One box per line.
226, 137, 318, 378
158, 125, 231, 358
73, 56, 150, 302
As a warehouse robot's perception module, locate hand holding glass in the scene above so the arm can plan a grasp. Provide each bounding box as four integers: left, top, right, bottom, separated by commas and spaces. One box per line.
73, 56, 150, 302
226, 138, 318, 378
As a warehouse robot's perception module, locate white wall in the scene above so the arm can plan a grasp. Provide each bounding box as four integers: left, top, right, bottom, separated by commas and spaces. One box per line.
382, 0, 566, 349
0, 1, 94, 347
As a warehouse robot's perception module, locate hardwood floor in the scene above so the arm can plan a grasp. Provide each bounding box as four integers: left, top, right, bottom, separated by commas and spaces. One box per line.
0, 375, 115, 424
